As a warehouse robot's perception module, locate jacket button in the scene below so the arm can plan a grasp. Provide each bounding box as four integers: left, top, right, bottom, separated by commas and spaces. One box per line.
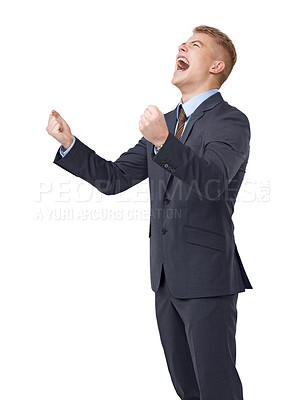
164, 163, 169, 168
171, 168, 175, 173
161, 228, 167, 235
164, 198, 170, 204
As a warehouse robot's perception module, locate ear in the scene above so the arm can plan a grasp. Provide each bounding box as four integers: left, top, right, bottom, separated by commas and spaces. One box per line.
209, 60, 225, 74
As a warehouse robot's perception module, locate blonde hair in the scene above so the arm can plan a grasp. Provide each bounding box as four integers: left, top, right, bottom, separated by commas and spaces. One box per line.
193, 25, 237, 86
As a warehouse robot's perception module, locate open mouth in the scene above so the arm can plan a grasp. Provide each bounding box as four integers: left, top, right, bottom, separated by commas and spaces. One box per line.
176, 57, 190, 71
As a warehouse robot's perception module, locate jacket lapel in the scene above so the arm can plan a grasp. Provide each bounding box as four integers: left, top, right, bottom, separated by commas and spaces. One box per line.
180, 91, 224, 144
162, 92, 224, 189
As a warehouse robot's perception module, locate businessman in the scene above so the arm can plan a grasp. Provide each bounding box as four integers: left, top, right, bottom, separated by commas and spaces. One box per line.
47, 25, 253, 400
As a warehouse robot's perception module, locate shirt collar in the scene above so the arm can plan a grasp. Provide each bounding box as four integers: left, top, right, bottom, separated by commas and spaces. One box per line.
176, 88, 219, 120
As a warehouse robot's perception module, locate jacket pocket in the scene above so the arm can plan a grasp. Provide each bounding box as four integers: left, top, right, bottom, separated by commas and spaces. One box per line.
184, 224, 225, 252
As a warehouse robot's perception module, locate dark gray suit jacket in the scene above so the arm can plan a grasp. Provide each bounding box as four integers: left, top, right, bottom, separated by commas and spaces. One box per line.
54, 92, 253, 298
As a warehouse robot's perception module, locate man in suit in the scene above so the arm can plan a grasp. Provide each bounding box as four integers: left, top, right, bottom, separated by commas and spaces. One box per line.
47, 25, 252, 400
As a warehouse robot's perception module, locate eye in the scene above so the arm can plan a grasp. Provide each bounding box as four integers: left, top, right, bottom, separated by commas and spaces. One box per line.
193, 43, 200, 47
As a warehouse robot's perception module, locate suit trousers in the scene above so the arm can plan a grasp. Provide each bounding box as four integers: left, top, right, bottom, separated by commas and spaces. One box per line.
155, 266, 244, 400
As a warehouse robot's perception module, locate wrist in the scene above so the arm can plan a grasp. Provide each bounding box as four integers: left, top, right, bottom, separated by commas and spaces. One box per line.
62, 136, 74, 150
155, 132, 169, 151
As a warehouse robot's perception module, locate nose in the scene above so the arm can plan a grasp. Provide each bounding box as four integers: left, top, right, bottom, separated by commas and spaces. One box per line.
178, 43, 187, 53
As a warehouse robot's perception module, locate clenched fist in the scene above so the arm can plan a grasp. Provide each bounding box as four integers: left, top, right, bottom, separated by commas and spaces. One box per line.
46, 110, 74, 149
139, 105, 169, 147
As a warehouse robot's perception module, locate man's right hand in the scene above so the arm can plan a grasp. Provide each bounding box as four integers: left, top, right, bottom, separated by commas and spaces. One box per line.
46, 110, 74, 149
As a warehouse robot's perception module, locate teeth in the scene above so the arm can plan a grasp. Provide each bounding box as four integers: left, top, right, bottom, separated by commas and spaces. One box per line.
177, 57, 190, 65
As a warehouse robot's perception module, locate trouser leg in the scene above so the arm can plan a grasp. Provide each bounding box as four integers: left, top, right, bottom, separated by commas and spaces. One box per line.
155, 266, 243, 400
155, 267, 200, 400
170, 290, 243, 400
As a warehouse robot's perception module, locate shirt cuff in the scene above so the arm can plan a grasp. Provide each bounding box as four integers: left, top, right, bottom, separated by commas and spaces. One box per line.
59, 136, 76, 157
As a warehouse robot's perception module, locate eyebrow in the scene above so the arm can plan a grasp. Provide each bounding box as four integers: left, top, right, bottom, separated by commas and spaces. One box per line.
181, 40, 204, 46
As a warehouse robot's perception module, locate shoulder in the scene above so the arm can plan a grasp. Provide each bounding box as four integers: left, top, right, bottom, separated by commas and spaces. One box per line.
203, 99, 251, 148
215, 99, 249, 123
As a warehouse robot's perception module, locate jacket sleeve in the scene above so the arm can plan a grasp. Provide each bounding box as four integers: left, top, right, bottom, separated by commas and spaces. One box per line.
53, 136, 148, 195
152, 110, 250, 200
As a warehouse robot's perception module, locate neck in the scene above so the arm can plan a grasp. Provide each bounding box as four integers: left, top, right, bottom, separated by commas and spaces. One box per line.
179, 84, 219, 103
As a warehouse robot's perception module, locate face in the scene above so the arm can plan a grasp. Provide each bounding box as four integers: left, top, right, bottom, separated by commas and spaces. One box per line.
171, 32, 219, 93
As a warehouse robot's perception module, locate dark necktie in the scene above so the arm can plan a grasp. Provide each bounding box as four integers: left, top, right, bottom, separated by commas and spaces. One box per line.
175, 105, 187, 139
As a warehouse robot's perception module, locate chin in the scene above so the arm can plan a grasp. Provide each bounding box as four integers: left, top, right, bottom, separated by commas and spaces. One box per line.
171, 79, 179, 89
171, 77, 186, 91
171, 68, 191, 86
171, 73, 183, 87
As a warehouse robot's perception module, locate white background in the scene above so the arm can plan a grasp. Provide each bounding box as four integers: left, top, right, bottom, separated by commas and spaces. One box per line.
1, 0, 305, 399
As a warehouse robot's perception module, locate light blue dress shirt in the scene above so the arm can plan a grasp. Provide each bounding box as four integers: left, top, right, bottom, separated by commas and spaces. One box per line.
59, 88, 218, 157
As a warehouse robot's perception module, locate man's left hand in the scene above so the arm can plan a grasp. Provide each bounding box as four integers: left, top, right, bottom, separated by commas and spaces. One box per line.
139, 105, 169, 147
